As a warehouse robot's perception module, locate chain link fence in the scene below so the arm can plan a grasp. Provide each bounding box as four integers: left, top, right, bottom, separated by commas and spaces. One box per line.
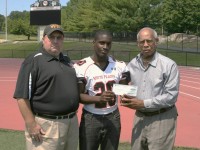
0, 32, 200, 67
64, 32, 200, 53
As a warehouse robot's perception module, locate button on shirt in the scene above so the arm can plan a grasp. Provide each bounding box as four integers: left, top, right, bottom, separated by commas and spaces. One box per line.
127, 52, 180, 112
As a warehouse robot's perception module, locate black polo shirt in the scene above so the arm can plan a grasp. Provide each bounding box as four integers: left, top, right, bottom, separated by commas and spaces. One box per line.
14, 47, 79, 115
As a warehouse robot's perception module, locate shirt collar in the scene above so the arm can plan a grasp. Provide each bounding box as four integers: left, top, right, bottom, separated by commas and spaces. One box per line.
108, 56, 115, 63
39, 47, 61, 62
89, 56, 115, 64
136, 51, 158, 67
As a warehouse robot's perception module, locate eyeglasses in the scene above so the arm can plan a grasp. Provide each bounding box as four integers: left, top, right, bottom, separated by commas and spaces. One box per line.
138, 39, 154, 45
48, 35, 63, 41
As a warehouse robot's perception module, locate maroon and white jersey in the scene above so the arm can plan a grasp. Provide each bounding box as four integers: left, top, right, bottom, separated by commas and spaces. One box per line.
74, 56, 129, 115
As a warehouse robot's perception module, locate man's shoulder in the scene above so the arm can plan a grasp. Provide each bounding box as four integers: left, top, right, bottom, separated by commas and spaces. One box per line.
74, 57, 92, 68
108, 56, 127, 65
127, 56, 138, 67
23, 51, 42, 65
157, 52, 176, 65
113, 60, 127, 69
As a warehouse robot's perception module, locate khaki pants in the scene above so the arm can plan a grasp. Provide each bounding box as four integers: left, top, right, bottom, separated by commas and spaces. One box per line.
25, 114, 79, 150
131, 106, 178, 150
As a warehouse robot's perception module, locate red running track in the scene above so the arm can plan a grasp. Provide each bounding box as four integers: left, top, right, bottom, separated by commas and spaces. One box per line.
0, 58, 200, 149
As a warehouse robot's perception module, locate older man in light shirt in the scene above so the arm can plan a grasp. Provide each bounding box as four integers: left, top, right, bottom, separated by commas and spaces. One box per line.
121, 27, 180, 150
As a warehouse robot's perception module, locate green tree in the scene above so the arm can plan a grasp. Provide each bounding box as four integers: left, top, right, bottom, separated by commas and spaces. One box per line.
100, 0, 138, 32
9, 11, 29, 20
63, 0, 139, 32
62, 0, 164, 32
8, 11, 36, 40
62, 0, 101, 32
162, 0, 200, 34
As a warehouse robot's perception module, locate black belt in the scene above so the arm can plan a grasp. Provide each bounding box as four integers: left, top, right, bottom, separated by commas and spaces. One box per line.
83, 108, 118, 117
137, 105, 175, 117
34, 112, 76, 119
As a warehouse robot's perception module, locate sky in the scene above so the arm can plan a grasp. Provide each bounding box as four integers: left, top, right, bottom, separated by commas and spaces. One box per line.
0, 0, 69, 16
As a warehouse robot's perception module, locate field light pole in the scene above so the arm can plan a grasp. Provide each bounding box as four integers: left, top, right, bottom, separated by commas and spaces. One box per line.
5, 0, 8, 41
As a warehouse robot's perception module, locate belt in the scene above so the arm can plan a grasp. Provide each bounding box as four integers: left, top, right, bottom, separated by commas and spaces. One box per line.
83, 108, 118, 117
137, 105, 175, 117
34, 112, 76, 119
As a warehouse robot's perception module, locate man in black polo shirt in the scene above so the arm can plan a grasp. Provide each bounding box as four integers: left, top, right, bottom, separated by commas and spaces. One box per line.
13, 24, 79, 150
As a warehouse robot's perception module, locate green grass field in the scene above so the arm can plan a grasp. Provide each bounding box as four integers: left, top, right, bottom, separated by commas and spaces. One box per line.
0, 129, 198, 150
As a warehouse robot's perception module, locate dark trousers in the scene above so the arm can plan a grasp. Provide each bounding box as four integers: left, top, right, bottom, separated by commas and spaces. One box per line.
79, 108, 121, 150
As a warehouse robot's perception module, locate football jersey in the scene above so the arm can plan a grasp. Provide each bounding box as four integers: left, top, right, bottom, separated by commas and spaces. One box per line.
74, 56, 129, 115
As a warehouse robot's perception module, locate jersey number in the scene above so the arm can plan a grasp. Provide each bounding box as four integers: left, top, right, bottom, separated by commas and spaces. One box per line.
94, 80, 116, 108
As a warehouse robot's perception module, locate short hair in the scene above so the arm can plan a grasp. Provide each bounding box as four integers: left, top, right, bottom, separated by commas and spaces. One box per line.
137, 27, 158, 40
94, 30, 112, 41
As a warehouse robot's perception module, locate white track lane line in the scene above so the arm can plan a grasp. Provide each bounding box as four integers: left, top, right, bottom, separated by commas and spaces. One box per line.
181, 76, 200, 81
179, 91, 200, 101
0, 80, 16, 81
181, 79, 200, 85
180, 84, 200, 90
0, 77, 17, 78
180, 73, 200, 77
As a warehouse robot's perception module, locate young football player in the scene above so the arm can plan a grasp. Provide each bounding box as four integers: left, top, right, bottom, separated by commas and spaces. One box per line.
74, 30, 130, 150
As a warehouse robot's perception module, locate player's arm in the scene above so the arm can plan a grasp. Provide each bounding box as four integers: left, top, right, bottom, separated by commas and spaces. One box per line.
80, 92, 101, 104
78, 78, 115, 104
77, 77, 97, 104
78, 81, 97, 104
80, 92, 116, 104
79, 85, 115, 104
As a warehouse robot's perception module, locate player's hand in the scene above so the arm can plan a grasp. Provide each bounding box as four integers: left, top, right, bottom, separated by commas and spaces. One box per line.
120, 94, 144, 109
26, 121, 45, 142
100, 91, 116, 102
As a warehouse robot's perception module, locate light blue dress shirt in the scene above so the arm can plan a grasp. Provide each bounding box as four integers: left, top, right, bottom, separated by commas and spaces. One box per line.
127, 51, 180, 112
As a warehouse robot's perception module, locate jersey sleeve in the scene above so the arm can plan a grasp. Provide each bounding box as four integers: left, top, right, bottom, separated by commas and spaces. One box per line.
74, 60, 87, 85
